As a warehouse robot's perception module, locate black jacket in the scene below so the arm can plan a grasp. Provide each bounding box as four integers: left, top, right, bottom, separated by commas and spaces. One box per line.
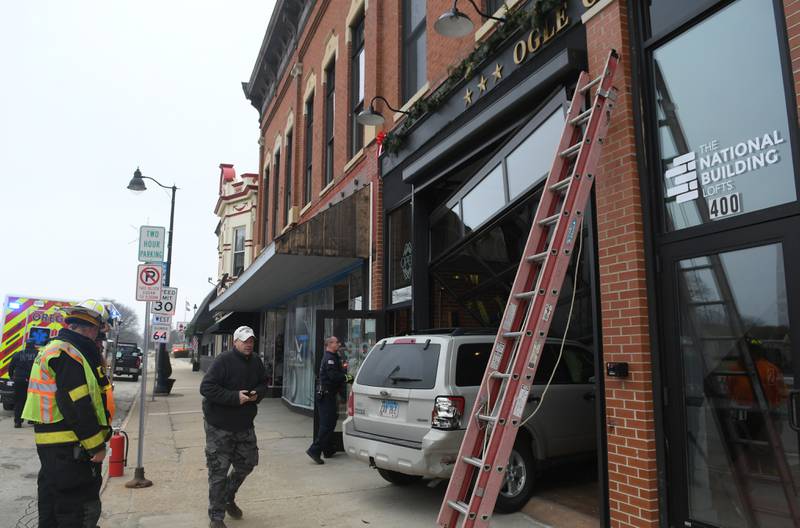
319, 350, 347, 393
200, 350, 267, 432
33, 329, 110, 454
9, 345, 37, 383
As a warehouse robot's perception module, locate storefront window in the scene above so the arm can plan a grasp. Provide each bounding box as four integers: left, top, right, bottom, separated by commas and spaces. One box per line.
462, 164, 505, 234
506, 109, 564, 200
389, 204, 412, 304
654, 0, 796, 231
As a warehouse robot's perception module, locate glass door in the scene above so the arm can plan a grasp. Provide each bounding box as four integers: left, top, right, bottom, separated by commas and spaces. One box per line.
661, 217, 800, 527
313, 310, 384, 452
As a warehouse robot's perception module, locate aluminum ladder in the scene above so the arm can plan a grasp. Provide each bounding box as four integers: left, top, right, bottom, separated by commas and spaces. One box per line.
436, 49, 621, 528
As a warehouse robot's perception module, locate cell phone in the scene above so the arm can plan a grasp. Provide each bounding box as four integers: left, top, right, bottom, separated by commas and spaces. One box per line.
248, 390, 257, 396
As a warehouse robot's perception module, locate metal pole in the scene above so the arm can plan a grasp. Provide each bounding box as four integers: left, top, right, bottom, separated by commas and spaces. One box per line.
155, 185, 176, 393
126, 301, 153, 488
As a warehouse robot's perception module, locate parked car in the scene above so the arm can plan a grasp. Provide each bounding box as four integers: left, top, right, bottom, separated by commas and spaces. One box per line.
114, 342, 143, 381
172, 344, 191, 358
0, 378, 15, 410
343, 330, 596, 512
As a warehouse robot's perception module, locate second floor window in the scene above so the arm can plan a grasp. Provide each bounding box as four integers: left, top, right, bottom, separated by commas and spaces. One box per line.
284, 130, 293, 225
402, 0, 426, 103
324, 62, 336, 186
350, 15, 365, 157
486, 0, 504, 15
232, 226, 245, 276
272, 149, 281, 239
304, 95, 314, 204
262, 166, 270, 240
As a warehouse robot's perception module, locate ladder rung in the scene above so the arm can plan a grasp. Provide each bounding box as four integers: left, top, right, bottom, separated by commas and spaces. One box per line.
463, 456, 484, 468
526, 251, 548, 263
569, 108, 592, 126
559, 142, 582, 158
732, 438, 769, 447
549, 177, 572, 193
477, 414, 498, 423
539, 213, 560, 227
514, 290, 536, 300
579, 75, 603, 93
447, 500, 470, 516
490, 371, 511, 380
710, 370, 748, 376
503, 331, 523, 339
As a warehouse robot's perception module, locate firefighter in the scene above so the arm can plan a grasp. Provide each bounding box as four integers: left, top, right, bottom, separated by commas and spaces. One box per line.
306, 336, 353, 464
22, 299, 112, 528
8, 338, 38, 428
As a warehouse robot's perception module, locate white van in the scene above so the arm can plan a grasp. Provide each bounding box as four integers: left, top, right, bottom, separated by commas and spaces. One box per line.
343, 330, 596, 512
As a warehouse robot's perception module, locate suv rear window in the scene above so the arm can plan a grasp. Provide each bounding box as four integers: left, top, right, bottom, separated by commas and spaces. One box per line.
118, 344, 140, 356
456, 343, 492, 386
357, 343, 440, 389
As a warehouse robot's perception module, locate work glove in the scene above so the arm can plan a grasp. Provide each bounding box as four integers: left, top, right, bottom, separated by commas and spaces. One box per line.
345, 373, 354, 384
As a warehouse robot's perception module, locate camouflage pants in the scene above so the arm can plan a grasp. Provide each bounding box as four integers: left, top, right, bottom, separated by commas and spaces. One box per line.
204, 421, 259, 521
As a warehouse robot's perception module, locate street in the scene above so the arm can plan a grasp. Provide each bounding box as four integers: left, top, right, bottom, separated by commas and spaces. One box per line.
0, 368, 141, 528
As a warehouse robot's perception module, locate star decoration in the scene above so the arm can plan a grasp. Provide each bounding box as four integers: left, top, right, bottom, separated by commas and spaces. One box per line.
477, 75, 488, 93
492, 63, 503, 82
463, 88, 473, 106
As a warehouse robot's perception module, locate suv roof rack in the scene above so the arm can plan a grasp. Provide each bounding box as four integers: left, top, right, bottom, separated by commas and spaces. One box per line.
408, 327, 498, 336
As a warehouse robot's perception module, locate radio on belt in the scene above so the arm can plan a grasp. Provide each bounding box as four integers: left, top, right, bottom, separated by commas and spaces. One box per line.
606, 362, 629, 378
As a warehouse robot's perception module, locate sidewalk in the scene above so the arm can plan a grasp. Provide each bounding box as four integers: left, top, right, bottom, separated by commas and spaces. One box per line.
100, 359, 543, 528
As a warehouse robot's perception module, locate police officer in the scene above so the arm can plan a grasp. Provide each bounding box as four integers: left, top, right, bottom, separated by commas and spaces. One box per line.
306, 336, 352, 464
9, 338, 38, 428
22, 300, 112, 528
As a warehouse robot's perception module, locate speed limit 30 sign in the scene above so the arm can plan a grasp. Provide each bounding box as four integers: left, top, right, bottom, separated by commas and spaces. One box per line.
151, 287, 178, 315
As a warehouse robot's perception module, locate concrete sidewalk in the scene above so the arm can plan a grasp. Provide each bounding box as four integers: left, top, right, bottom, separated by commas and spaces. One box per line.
100, 358, 545, 528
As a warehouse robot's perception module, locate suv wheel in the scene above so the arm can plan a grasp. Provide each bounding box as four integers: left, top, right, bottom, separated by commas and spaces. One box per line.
131, 374, 139, 382
376, 468, 422, 486
495, 442, 535, 513
2, 401, 13, 411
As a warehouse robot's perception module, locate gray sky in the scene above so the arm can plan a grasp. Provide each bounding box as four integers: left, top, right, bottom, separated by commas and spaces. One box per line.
0, 1, 274, 330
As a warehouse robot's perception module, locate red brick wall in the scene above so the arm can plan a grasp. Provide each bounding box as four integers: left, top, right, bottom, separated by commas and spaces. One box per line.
784, 0, 800, 122
586, 2, 659, 527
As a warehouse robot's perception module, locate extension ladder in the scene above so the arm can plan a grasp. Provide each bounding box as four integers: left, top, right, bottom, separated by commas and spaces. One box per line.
437, 49, 620, 528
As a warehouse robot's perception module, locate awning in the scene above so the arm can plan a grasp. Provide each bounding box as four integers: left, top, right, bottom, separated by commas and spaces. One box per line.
210, 186, 370, 313
210, 244, 362, 312
187, 287, 218, 335
206, 311, 259, 334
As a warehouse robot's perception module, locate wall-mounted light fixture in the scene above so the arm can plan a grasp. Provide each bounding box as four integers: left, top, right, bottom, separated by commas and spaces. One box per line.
356, 96, 410, 126
434, 0, 506, 38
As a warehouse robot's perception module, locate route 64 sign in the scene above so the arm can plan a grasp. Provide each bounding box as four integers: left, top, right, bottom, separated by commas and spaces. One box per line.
151, 324, 170, 343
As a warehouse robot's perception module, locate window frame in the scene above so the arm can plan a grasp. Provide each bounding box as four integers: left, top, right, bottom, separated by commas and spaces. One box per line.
350, 14, 366, 158
304, 94, 314, 205
262, 164, 270, 242
324, 61, 336, 186
272, 148, 281, 239
402, 0, 427, 103
232, 226, 245, 277
284, 129, 293, 226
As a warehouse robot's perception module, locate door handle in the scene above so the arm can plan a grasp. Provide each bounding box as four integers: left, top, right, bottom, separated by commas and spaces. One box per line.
583, 391, 596, 401
789, 391, 800, 432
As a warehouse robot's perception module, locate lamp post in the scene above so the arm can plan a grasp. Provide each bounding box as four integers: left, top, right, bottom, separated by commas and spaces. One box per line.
128, 167, 178, 394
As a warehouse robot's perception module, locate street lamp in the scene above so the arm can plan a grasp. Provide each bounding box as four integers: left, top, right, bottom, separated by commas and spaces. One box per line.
434, 0, 506, 38
356, 96, 410, 126
128, 167, 178, 394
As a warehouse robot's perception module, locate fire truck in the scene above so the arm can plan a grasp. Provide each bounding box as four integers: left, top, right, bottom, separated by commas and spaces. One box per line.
0, 295, 75, 409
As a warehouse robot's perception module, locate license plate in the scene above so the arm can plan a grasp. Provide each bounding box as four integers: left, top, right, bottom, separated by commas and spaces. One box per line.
379, 399, 399, 419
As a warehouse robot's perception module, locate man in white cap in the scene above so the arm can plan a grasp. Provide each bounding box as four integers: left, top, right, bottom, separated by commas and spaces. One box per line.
200, 325, 267, 528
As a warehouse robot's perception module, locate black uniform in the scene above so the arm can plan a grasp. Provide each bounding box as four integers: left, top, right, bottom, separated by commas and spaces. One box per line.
308, 350, 348, 458
200, 349, 267, 523
35, 329, 109, 528
8, 343, 37, 426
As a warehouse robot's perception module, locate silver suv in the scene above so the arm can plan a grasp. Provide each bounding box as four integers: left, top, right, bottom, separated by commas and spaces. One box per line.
342, 330, 596, 512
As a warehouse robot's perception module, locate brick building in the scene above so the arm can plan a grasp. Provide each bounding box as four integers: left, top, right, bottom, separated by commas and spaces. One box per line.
211, 0, 800, 526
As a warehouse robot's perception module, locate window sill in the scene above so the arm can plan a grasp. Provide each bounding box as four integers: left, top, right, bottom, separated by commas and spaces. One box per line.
475, 0, 522, 42
344, 148, 365, 174
318, 179, 336, 198
394, 82, 430, 122
580, 0, 614, 23
300, 201, 314, 217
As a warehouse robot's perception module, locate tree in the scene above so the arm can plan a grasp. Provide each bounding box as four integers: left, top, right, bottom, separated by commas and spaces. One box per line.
105, 299, 142, 346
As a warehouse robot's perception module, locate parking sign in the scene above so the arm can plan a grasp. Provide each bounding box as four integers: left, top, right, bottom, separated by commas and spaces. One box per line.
136, 264, 162, 301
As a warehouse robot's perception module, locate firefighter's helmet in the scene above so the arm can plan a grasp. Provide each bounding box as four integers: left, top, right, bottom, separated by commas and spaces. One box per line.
62, 299, 109, 328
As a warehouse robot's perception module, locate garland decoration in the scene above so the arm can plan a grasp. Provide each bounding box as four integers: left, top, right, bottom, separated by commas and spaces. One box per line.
381, 0, 564, 155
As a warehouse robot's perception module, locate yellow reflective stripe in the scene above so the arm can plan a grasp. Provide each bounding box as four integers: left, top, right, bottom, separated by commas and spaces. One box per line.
80, 429, 107, 450
35, 430, 78, 444
69, 385, 90, 402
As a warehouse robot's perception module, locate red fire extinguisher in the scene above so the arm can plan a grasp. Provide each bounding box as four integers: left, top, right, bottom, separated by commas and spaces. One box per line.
109, 429, 129, 478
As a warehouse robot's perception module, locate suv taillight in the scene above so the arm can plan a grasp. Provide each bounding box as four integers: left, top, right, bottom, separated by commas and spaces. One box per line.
136, 357, 142, 369
347, 390, 355, 417
432, 396, 465, 430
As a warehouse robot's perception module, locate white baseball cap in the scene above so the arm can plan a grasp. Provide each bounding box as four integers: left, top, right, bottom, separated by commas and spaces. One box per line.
233, 326, 255, 341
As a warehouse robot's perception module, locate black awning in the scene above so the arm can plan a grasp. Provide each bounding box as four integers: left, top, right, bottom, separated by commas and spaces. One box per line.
188, 287, 218, 335
206, 311, 259, 335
